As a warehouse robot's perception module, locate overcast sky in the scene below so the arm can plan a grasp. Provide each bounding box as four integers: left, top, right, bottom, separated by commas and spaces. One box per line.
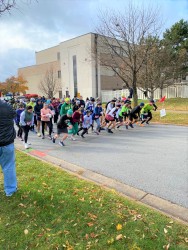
0, 0, 187, 82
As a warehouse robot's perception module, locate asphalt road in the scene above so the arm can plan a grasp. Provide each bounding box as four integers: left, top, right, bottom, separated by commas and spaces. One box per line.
16, 123, 188, 208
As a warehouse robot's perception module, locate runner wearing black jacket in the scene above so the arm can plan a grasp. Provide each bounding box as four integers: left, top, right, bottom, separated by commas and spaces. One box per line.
34, 99, 43, 137
129, 102, 145, 124
52, 109, 74, 146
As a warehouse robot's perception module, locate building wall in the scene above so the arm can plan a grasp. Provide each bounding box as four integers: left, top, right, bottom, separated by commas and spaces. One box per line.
59, 33, 96, 99
35, 45, 60, 65
18, 61, 61, 97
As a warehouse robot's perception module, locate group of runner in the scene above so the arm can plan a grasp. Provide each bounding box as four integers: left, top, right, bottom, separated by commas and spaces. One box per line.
8, 95, 157, 149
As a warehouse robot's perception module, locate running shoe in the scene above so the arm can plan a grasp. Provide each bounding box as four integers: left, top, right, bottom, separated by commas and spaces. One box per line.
129, 124, 134, 128
71, 135, 76, 141
48, 135, 52, 140
139, 124, 145, 127
81, 134, 85, 138
24, 143, 29, 149
108, 129, 113, 133
100, 127, 105, 131
59, 141, 65, 146
94, 131, 99, 135
125, 125, 129, 129
52, 137, 56, 143
37, 133, 41, 137
42, 136, 45, 139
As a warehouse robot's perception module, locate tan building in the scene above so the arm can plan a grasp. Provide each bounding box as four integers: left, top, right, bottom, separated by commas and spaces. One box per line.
18, 33, 124, 99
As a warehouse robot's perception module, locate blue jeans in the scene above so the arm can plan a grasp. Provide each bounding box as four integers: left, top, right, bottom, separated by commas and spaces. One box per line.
94, 118, 100, 131
0, 143, 17, 196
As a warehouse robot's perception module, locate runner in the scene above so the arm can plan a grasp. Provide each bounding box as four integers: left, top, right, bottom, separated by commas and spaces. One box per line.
20, 106, 34, 149
34, 99, 43, 137
80, 110, 93, 138
60, 98, 72, 116
129, 102, 145, 125
40, 103, 54, 139
15, 104, 24, 140
92, 102, 103, 134
68, 107, 83, 140
52, 109, 74, 146
105, 103, 121, 133
140, 99, 156, 126
117, 101, 132, 129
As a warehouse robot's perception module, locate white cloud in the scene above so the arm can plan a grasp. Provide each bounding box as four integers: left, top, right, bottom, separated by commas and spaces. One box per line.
0, 0, 187, 81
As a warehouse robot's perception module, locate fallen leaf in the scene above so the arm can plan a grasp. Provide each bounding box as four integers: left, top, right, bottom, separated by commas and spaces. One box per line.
24, 229, 29, 235
116, 224, 122, 230
85, 234, 89, 240
90, 232, 97, 238
107, 238, 114, 244
19, 203, 26, 208
169, 221, 174, 224
164, 228, 168, 234
88, 213, 97, 220
185, 238, 188, 243
163, 243, 170, 249
116, 234, 123, 240
87, 222, 94, 227
79, 197, 85, 202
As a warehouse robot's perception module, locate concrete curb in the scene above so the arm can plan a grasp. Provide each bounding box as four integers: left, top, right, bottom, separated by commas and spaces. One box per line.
15, 143, 188, 225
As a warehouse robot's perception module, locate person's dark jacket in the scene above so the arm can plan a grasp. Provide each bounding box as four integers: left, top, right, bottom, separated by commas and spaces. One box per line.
130, 105, 142, 116
57, 115, 74, 129
0, 100, 16, 146
34, 100, 43, 118
79, 99, 85, 108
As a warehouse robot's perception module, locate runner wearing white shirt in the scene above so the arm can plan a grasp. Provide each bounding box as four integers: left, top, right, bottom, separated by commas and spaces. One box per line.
105, 104, 121, 133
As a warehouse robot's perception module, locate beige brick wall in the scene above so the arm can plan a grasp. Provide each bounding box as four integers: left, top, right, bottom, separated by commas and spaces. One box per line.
35, 45, 60, 65
18, 61, 61, 97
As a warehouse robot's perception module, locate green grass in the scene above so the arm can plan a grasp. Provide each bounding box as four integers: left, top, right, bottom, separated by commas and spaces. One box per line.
137, 98, 188, 111
152, 111, 188, 125
0, 151, 188, 250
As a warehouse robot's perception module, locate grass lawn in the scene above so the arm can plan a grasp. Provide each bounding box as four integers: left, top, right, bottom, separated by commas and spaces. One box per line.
137, 98, 188, 111
152, 111, 188, 125
0, 151, 188, 250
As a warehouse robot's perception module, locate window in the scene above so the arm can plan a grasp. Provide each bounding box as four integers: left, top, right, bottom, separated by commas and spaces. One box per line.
59, 91, 62, 99
73, 55, 78, 96
58, 70, 61, 78
57, 52, 60, 60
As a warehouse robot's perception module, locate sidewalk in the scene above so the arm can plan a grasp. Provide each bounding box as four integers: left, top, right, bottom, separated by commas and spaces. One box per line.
15, 124, 188, 224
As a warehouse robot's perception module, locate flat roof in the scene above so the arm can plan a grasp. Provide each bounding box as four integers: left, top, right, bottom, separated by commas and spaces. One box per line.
35, 32, 98, 53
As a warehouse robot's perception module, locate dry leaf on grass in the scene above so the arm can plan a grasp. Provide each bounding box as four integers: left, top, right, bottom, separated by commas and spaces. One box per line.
24, 229, 29, 235
116, 234, 123, 240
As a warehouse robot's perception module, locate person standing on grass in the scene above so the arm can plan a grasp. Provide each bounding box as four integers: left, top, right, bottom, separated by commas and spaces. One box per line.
20, 106, 34, 149
40, 103, 54, 139
0, 100, 17, 197
52, 109, 74, 146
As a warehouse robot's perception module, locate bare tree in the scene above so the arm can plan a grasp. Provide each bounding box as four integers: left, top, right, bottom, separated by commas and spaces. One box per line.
0, 0, 37, 16
138, 37, 188, 98
39, 67, 61, 98
95, 2, 162, 105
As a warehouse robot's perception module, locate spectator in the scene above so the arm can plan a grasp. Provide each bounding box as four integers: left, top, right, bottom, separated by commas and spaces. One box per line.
0, 99, 17, 197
